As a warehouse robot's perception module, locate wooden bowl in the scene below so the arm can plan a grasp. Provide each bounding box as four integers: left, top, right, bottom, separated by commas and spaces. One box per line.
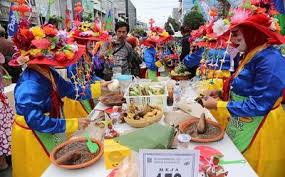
50, 137, 103, 169
124, 107, 164, 128
171, 74, 190, 81
179, 117, 224, 143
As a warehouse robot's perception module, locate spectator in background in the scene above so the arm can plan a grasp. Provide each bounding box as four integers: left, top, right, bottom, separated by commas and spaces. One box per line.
0, 25, 22, 83
179, 26, 191, 61
100, 21, 133, 80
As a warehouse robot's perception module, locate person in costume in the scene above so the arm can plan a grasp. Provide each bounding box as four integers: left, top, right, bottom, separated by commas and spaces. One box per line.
0, 52, 14, 172
142, 26, 172, 80
143, 40, 158, 81
184, 45, 204, 79
64, 21, 112, 118
10, 22, 93, 177
202, 8, 285, 177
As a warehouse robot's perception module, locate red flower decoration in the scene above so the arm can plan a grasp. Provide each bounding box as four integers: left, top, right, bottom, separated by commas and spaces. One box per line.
13, 27, 34, 50
42, 24, 58, 37
31, 39, 51, 49
55, 51, 66, 62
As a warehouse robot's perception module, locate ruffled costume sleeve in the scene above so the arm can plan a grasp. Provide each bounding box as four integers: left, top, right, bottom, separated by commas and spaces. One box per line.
217, 50, 285, 117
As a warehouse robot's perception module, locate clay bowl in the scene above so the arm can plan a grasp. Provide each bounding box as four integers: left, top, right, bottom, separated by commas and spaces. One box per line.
50, 137, 103, 169
179, 117, 224, 143
171, 74, 190, 81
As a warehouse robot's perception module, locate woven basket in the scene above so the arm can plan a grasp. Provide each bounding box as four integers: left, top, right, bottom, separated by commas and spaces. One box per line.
124, 106, 164, 128
0, 65, 12, 87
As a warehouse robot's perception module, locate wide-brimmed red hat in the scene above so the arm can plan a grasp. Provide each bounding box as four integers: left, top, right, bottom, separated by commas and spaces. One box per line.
229, 13, 285, 44
9, 45, 85, 67
212, 6, 285, 45
9, 23, 86, 67
72, 22, 110, 42
142, 25, 173, 47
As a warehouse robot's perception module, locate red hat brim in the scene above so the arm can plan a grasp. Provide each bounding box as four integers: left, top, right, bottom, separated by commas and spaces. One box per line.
9, 45, 86, 67
142, 39, 157, 47
228, 21, 285, 44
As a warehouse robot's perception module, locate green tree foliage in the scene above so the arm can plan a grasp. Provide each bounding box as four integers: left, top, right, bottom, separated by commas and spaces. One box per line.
164, 17, 180, 35
131, 27, 146, 38
183, 5, 205, 31
48, 15, 64, 28
82, 13, 94, 22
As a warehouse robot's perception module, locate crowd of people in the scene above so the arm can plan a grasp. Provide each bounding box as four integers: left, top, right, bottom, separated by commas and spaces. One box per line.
0, 0, 285, 177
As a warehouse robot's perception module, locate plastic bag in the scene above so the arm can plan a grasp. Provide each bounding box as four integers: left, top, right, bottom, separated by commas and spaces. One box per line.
107, 152, 139, 177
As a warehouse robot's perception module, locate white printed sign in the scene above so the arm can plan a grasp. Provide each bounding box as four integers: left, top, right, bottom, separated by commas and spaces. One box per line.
139, 149, 199, 177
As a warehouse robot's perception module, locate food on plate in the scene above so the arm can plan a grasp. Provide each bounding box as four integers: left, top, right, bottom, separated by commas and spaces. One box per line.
55, 141, 99, 165
100, 93, 126, 106
129, 84, 165, 96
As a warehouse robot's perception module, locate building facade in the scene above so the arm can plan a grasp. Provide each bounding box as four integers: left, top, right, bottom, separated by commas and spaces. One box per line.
172, 8, 180, 22
181, 0, 194, 16
0, 0, 39, 31
113, 0, 137, 30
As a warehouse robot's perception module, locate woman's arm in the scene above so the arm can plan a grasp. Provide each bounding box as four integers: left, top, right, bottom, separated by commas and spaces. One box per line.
219, 52, 285, 117
15, 80, 78, 133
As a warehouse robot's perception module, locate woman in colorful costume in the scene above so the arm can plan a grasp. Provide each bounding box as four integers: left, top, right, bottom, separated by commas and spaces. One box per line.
202, 8, 285, 177
64, 22, 111, 118
10, 23, 92, 177
142, 26, 172, 80
143, 40, 159, 81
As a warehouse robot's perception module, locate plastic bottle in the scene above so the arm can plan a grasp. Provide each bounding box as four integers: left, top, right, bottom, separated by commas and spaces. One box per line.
173, 81, 182, 105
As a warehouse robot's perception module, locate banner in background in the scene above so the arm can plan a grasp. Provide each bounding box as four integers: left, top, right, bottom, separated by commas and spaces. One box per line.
47, 0, 56, 21
105, 10, 113, 31
65, 5, 71, 30
8, 2, 18, 38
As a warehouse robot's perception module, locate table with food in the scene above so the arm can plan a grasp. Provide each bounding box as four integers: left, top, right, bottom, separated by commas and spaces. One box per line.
42, 78, 258, 177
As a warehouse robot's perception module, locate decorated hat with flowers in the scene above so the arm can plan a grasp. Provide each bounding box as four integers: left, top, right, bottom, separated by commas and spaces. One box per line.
189, 21, 229, 49
9, 22, 85, 67
71, 21, 110, 42
212, 1, 285, 44
142, 19, 173, 47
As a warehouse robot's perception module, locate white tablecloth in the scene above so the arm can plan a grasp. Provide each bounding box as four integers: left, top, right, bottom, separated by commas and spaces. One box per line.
42, 87, 258, 177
